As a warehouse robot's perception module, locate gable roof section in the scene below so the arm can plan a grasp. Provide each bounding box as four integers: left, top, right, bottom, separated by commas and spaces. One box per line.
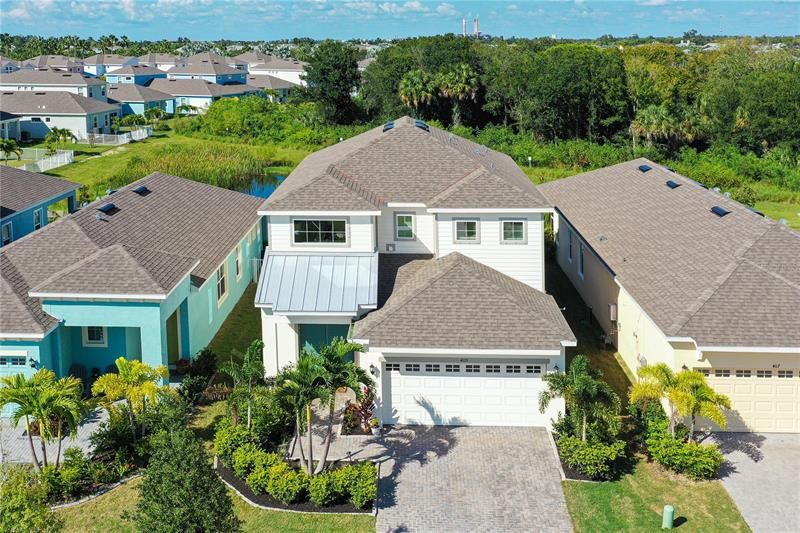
186, 52, 241, 65
246, 74, 298, 90
82, 54, 136, 66
261, 116, 549, 212
352, 252, 575, 350
0, 69, 105, 86
108, 84, 173, 103
0, 172, 261, 336
26, 55, 82, 69
538, 158, 799, 348
0, 167, 79, 219
148, 78, 258, 97
138, 53, 184, 65
168, 61, 242, 76
107, 64, 163, 76
0, 91, 119, 115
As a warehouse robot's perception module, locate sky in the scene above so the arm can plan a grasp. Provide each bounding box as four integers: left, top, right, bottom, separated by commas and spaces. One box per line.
1, 0, 798, 41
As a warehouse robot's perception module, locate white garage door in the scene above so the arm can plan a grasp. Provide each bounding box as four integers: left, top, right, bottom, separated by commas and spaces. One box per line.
703, 368, 799, 433
382, 360, 555, 427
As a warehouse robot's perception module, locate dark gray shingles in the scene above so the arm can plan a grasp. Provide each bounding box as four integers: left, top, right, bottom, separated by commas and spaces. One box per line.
0, 167, 79, 216
353, 252, 575, 350
108, 84, 173, 103
0, 91, 119, 115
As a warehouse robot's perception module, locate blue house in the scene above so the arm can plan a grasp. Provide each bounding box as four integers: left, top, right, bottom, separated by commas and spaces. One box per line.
0, 173, 264, 413
166, 60, 247, 85
105, 65, 166, 86
0, 167, 78, 247
148, 79, 260, 114
108, 84, 174, 116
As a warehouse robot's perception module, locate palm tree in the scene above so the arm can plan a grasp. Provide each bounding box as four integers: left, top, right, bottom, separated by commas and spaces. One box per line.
176, 104, 198, 115
44, 127, 77, 154
312, 338, 371, 474
436, 63, 479, 126
273, 352, 330, 476
0, 372, 47, 470
539, 355, 620, 442
630, 104, 676, 149
398, 69, 435, 116
144, 107, 165, 124
219, 340, 265, 430
671, 371, 731, 441
0, 139, 22, 165
629, 363, 679, 437
92, 357, 168, 441
48, 374, 85, 469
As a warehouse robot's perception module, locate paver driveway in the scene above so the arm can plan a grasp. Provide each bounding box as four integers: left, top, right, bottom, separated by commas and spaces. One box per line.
712, 433, 800, 533
376, 426, 571, 533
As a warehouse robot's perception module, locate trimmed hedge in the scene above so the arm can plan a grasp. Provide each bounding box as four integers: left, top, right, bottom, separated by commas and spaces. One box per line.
266, 463, 309, 504
645, 424, 723, 480
213, 424, 257, 465
556, 435, 626, 480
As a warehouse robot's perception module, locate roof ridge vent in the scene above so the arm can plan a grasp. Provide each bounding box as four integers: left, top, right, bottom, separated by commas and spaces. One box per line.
711, 206, 730, 217
666, 180, 681, 189
638, 164, 652, 173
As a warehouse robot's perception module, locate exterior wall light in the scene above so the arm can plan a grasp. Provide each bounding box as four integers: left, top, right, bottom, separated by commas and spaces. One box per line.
369, 364, 378, 377
28, 358, 36, 368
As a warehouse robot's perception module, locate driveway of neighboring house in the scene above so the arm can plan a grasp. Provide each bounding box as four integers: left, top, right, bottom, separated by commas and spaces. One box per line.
712, 433, 800, 533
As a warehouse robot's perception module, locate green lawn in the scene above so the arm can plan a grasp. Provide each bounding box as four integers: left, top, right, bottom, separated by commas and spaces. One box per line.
207, 283, 262, 360
756, 200, 800, 230
563, 460, 749, 532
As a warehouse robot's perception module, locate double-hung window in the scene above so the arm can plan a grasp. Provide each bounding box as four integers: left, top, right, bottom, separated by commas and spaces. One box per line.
235, 244, 242, 280
1, 222, 12, 246
395, 213, 415, 240
578, 242, 585, 279
293, 219, 347, 244
216, 263, 228, 304
82, 326, 107, 347
454, 219, 479, 243
501, 219, 525, 244
33, 209, 43, 230
568, 230, 574, 262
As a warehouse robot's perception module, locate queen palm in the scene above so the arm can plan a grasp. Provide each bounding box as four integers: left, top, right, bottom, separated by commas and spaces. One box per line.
0, 139, 22, 165
0, 372, 47, 470
220, 340, 265, 430
44, 127, 77, 154
539, 355, 620, 442
273, 352, 330, 476
671, 370, 731, 441
312, 338, 371, 474
30, 371, 85, 469
92, 357, 168, 442
629, 363, 680, 436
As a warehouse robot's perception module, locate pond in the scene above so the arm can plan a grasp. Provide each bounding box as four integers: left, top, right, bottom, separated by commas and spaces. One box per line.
235, 171, 285, 199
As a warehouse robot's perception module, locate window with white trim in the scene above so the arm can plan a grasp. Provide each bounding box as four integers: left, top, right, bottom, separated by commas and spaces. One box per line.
506, 365, 521, 373
756, 370, 772, 378
735, 369, 752, 378
454, 219, 479, 243
293, 219, 347, 244
395, 213, 415, 240
33, 209, 43, 230
82, 326, 107, 347
425, 363, 440, 372
216, 263, 228, 304
526, 365, 542, 374
465, 364, 480, 373
714, 369, 730, 377
2, 222, 12, 245
485, 364, 500, 373
501, 220, 526, 243
445, 364, 460, 372
385, 363, 400, 372
0, 356, 26, 366
777, 370, 794, 378
235, 244, 242, 280
578, 242, 585, 278
405, 363, 420, 372
568, 229, 573, 262
696, 368, 710, 377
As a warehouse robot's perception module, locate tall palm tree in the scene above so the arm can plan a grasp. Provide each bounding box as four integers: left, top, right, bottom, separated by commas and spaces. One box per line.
539, 355, 620, 442
436, 63, 479, 126
671, 370, 731, 441
92, 357, 168, 441
630, 104, 676, 148
0, 372, 47, 470
0, 139, 22, 165
312, 338, 371, 474
44, 127, 77, 154
219, 340, 265, 430
398, 69, 435, 116
273, 352, 330, 476
48, 374, 85, 469
629, 363, 679, 437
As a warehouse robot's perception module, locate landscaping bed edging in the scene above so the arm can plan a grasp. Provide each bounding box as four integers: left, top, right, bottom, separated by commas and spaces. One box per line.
49, 473, 142, 510
214, 460, 378, 516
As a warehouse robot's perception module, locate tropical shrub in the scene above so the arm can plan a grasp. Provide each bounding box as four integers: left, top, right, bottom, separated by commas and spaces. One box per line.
231, 444, 282, 480
308, 472, 340, 506
348, 462, 378, 509
556, 435, 626, 481
178, 374, 208, 405
266, 463, 309, 504
214, 423, 257, 465
132, 429, 240, 533
645, 421, 723, 480
0, 465, 64, 533
57, 448, 92, 498
190, 348, 218, 381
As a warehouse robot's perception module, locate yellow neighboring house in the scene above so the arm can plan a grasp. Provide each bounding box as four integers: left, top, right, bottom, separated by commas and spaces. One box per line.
540, 158, 800, 433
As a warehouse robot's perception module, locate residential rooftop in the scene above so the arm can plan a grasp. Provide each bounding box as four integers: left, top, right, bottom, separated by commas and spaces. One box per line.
168, 60, 243, 76
148, 78, 259, 97
81, 54, 137, 66
0, 91, 119, 115
0, 167, 79, 219
25, 55, 83, 69
106, 64, 163, 76
186, 52, 241, 65
0, 172, 262, 336
245, 74, 298, 90
0, 68, 106, 86
538, 158, 800, 348
108, 84, 173, 103
261, 116, 550, 212
137, 53, 184, 65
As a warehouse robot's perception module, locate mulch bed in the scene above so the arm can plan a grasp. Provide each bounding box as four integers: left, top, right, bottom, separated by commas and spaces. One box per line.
553, 440, 594, 482
215, 462, 373, 514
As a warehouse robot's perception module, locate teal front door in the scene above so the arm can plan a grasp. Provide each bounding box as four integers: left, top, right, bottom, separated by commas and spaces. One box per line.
298, 324, 352, 361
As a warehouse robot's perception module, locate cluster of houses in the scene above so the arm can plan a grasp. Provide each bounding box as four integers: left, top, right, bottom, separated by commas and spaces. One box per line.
2, 118, 796, 434
0, 50, 303, 141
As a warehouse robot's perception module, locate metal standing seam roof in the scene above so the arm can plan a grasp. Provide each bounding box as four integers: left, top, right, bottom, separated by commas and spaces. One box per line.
255, 252, 378, 313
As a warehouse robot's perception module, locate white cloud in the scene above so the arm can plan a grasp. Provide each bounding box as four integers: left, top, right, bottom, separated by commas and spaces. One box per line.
663, 7, 706, 21
120, 0, 138, 19
436, 2, 456, 16
636, 0, 671, 6
378, 1, 429, 15
4, 5, 30, 19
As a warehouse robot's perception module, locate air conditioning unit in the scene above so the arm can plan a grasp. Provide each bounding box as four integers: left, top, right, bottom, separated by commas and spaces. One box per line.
608, 303, 618, 322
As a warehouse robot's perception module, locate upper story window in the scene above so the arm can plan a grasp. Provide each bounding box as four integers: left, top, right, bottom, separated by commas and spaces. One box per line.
235, 244, 242, 280
394, 213, 415, 240
216, 263, 228, 304
1, 223, 12, 245
33, 209, 43, 230
454, 219, 479, 243
293, 219, 347, 244
501, 220, 526, 243
579, 242, 585, 278
568, 229, 574, 262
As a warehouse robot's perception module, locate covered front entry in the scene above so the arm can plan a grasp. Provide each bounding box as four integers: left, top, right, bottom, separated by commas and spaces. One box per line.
298, 324, 351, 359
381, 359, 556, 427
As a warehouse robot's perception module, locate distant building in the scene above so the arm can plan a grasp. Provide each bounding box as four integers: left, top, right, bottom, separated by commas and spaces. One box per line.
234, 50, 306, 86
185, 52, 248, 72
82, 54, 138, 77
24, 55, 84, 73
0, 91, 120, 140
357, 57, 375, 72
137, 53, 186, 72
167, 60, 247, 85
0, 69, 108, 101
108, 84, 174, 116
245, 75, 297, 103
148, 78, 259, 114
105, 65, 166, 86
0, 111, 21, 140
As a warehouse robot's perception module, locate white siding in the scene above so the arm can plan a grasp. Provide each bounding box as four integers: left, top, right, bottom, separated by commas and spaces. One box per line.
376, 207, 436, 255
437, 213, 544, 290
266, 215, 375, 253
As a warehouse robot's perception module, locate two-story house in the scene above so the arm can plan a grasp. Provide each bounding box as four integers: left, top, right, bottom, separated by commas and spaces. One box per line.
105, 65, 166, 86
81, 54, 138, 77
255, 117, 575, 428
166, 60, 247, 85
0, 69, 108, 101
137, 53, 186, 72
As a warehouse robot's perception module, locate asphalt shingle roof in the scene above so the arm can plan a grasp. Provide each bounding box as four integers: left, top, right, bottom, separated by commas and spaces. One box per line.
148, 78, 258, 97
108, 84, 173, 103
0, 69, 105, 86
262, 116, 550, 212
168, 61, 242, 76
246, 74, 298, 90
0, 91, 119, 115
0, 167, 79, 219
107, 64, 163, 76
538, 158, 800, 348
352, 252, 575, 350
0, 172, 261, 335
82, 54, 136, 66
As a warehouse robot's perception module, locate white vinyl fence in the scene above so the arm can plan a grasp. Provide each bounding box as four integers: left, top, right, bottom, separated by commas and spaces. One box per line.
9, 149, 75, 173
84, 126, 153, 146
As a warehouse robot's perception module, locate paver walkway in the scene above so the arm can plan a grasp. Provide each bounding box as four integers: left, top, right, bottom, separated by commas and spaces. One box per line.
0, 408, 106, 464
291, 395, 571, 533
712, 433, 800, 533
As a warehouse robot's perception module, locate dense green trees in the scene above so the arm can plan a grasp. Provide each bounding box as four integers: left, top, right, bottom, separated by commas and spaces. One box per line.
303, 40, 361, 124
